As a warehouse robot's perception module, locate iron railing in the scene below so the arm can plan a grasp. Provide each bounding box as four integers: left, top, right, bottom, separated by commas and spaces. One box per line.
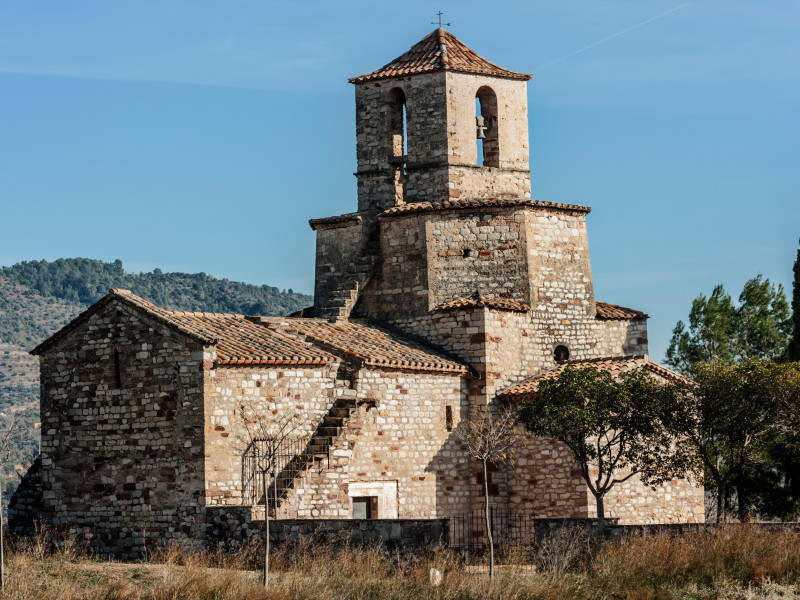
242, 436, 332, 508
448, 507, 535, 552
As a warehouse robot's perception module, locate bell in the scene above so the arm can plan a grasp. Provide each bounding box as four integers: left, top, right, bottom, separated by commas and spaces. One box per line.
475, 115, 487, 139
475, 117, 486, 140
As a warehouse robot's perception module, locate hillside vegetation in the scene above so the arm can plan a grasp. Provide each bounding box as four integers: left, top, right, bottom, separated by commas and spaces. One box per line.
0, 258, 313, 504
1, 258, 311, 316
0, 277, 83, 349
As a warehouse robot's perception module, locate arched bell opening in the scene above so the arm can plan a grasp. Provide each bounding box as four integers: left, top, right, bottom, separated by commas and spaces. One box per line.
475, 86, 499, 167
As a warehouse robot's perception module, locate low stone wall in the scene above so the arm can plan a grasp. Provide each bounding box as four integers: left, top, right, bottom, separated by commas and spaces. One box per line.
531, 518, 706, 542
205, 506, 448, 550
271, 518, 449, 548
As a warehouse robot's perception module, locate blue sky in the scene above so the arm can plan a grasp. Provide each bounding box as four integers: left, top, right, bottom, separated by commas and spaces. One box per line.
1, 0, 798, 360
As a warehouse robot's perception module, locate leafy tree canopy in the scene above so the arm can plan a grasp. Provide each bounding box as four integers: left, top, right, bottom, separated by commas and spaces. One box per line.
659, 359, 800, 522
665, 275, 791, 373
520, 367, 686, 526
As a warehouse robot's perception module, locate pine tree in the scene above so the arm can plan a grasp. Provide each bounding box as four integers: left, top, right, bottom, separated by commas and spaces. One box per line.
789, 238, 800, 362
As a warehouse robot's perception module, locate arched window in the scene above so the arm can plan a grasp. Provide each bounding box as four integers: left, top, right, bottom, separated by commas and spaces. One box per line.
388, 88, 407, 157
475, 86, 499, 167
554, 345, 570, 363
388, 88, 408, 204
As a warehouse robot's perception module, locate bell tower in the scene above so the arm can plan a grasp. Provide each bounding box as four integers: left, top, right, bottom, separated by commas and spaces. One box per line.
310, 29, 537, 322
349, 28, 532, 212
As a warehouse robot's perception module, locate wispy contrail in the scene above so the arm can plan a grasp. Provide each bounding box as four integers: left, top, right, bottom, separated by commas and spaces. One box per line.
533, 3, 691, 72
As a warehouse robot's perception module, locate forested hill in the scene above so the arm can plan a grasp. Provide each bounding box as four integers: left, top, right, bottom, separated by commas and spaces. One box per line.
1, 258, 312, 316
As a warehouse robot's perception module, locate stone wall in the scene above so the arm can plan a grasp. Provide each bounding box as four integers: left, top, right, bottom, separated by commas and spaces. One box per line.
312, 218, 371, 317
37, 298, 208, 558
203, 363, 341, 506
352, 71, 530, 211
598, 471, 705, 524
445, 72, 529, 173
426, 210, 530, 308
356, 203, 595, 326
205, 506, 448, 550
354, 73, 449, 211
355, 212, 429, 320
347, 369, 470, 518
269, 368, 471, 520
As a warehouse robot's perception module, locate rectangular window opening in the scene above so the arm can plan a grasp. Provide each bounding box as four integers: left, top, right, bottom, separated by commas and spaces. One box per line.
445, 405, 453, 432
352, 496, 375, 519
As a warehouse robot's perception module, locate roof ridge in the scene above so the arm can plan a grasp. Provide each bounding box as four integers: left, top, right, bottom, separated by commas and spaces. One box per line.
437, 28, 448, 68
381, 198, 591, 218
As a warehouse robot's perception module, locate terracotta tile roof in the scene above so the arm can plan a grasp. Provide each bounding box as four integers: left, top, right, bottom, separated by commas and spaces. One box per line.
256, 318, 470, 375
498, 355, 690, 400
349, 29, 531, 83
595, 301, 649, 320
33, 289, 333, 366
433, 292, 528, 313
380, 198, 591, 219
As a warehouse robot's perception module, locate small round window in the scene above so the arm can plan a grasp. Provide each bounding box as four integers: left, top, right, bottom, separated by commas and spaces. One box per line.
554, 345, 570, 363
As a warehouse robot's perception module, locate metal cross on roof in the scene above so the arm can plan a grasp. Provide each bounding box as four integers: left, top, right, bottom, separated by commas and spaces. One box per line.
431, 11, 451, 28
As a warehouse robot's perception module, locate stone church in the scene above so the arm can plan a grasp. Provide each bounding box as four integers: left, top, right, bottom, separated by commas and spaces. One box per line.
11, 28, 704, 556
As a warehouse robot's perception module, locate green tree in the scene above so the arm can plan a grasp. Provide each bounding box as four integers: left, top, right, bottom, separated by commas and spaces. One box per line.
789, 239, 800, 362
659, 360, 800, 522
665, 276, 790, 374
520, 367, 686, 532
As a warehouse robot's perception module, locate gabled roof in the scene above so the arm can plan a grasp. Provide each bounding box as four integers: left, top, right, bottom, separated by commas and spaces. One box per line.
32, 289, 333, 366
595, 301, 649, 320
380, 198, 591, 219
433, 292, 528, 313
35, 289, 469, 374
498, 355, 690, 400
255, 318, 470, 375
349, 28, 531, 83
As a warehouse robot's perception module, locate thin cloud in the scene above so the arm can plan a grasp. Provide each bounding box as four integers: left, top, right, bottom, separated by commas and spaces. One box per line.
533, 3, 691, 72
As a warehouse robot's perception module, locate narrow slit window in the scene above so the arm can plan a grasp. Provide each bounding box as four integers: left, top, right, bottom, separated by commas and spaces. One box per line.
113, 349, 122, 389
445, 405, 453, 432
402, 102, 408, 156
389, 88, 407, 158
388, 88, 408, 205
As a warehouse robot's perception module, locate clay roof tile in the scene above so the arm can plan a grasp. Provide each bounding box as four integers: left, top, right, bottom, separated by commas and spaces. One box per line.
349, 29, 531, 83
595, 301, 649, 320
254, 317, 470, 375
498, 355, 690, 400
32, 290, 333, 366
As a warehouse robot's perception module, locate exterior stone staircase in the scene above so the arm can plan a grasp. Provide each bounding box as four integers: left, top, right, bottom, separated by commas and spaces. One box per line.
319, 253, 378, 322
263, 376, 374, 518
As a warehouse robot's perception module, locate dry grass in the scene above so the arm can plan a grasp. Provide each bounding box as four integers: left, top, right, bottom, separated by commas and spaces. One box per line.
1, 525, 800, 599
